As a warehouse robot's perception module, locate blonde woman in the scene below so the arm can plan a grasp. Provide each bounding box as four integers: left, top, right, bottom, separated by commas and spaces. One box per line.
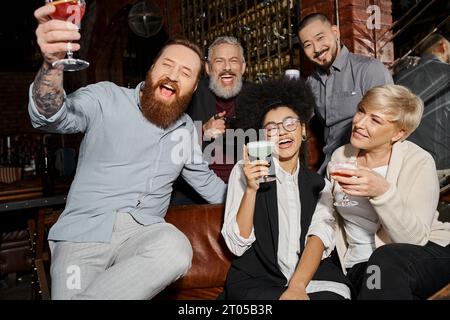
328, 84, 450, 299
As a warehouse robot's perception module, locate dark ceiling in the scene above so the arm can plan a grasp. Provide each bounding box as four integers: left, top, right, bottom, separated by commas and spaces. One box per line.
0, 0, 448, 72
392, 0, 450, 59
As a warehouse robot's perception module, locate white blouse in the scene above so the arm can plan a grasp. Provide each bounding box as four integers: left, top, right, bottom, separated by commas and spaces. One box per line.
333, 165, 388, 268
221, 159, 351, 299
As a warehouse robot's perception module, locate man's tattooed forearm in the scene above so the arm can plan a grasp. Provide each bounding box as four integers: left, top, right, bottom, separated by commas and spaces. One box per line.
32, 64, 64, 118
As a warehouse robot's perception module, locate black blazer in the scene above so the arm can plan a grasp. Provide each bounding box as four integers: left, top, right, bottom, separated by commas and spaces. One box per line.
223, 164, 349, 299
188, 77, 250, 126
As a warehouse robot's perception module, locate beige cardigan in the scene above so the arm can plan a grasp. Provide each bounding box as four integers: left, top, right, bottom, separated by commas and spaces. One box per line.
330, 141, 450, 272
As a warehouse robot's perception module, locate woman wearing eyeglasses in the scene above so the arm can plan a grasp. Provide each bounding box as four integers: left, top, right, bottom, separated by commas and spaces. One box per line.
219, 78, 351, 300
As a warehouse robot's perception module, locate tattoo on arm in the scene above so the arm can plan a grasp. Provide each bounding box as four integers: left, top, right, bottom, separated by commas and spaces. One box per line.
32, 64, 64, 118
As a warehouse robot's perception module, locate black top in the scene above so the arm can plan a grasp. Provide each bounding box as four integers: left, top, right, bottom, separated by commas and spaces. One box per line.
188, 77, 250, 129
223, 164, 350, 299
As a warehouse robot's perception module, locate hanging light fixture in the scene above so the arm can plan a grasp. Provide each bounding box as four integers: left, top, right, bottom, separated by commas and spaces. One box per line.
128, 1, 163, 38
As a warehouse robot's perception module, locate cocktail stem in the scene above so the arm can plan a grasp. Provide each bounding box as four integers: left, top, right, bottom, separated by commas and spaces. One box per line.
67, 43, 73, 59
68, 21, 82, 60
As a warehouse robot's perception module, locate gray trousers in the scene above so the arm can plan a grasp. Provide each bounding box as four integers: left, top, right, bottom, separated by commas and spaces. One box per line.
49, 212, 193, 300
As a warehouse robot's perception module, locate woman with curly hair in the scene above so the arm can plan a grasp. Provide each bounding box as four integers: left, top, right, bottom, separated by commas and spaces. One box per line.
220, 77, 351, 300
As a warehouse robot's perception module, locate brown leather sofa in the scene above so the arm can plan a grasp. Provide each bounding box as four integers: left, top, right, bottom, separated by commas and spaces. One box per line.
28, 203, 232, 300
156, 204, 233, 300
0, 209, 36, 281
2, 201, 449, 300
0, 229, 32, 277
1, 203, 232, 299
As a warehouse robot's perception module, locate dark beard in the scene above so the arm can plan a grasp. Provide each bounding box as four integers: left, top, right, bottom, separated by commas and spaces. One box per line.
140, 74, 193, 129
315, 44, 339, 70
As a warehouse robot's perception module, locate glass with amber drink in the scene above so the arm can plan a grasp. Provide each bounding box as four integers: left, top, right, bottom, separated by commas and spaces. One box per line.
328, 160, 359, 207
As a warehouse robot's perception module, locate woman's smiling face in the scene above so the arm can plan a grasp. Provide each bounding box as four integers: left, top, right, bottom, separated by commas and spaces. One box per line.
263, 106, 305, 162
351, 103, 405, 152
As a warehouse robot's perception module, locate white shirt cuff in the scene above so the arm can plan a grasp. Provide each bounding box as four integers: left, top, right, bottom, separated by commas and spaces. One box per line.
305, 230, 334, 259
231, 221, 256, 245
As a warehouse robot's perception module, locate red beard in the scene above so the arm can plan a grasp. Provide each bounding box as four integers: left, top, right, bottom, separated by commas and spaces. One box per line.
140, 74, 193, 129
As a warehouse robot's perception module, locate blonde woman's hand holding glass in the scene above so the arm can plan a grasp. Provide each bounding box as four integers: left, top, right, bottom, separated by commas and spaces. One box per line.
331, 165, 391, 198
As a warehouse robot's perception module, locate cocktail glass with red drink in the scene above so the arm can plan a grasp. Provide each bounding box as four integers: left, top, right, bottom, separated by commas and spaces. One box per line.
46, 0, 89, 71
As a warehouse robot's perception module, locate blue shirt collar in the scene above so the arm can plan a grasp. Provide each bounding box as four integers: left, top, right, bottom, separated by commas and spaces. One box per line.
332, 45, 349, 72
135, 81, 145, 109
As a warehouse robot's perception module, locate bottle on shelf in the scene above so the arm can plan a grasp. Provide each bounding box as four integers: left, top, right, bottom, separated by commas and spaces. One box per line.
0, 136, 5, 166
40, 143, 54, 196
5, 135, 12, 165
284, 69, 300, 80
0, 135, 23, 183
23, 155, 37, 179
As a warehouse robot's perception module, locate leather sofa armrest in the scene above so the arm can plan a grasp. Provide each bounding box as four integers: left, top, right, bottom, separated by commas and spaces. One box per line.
164, 204, 233, 290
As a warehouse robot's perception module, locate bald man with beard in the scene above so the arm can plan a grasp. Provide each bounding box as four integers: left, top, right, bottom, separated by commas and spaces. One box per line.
28, 4, 226, 300
298, 13, 393, 174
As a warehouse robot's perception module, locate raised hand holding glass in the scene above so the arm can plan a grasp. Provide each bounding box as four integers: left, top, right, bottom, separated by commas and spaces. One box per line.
45, 0, 89, 71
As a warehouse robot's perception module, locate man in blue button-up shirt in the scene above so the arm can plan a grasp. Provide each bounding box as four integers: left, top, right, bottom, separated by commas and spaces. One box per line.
30, 4, 226, 300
